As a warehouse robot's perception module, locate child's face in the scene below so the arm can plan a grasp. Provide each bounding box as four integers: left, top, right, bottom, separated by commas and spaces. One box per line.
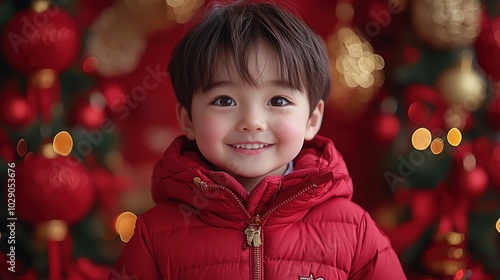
177, 43, 324, 185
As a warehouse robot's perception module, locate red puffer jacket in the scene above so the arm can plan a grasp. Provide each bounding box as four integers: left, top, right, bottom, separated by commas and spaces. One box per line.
110, 135, 407, 280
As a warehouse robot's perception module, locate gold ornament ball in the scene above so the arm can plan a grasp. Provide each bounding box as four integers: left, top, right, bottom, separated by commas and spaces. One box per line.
411, 0, 482, 49
437, 66, 486, 112
437, 50, 486, 111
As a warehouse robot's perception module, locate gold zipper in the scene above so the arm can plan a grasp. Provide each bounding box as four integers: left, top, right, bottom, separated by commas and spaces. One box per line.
193, 176, 251, 220
253, 245, 261, 280
261, 183, 317, 220
260, 172, 333, 220
193, 177, 263, 280
192, 172, 332, 280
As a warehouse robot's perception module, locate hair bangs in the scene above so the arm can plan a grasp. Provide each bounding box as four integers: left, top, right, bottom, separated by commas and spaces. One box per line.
168, 2, 331, 114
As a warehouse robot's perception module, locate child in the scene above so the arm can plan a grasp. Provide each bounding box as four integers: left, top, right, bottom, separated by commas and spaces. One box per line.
111, 1, 407, 279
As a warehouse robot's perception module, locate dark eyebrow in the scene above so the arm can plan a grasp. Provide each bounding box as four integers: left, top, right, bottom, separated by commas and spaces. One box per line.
202, 79, 301, 93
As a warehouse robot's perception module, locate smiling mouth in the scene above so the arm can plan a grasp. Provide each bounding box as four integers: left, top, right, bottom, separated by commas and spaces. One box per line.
229, 143, 271, 150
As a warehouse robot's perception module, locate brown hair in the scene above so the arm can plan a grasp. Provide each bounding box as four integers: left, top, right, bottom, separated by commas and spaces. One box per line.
168, 1, 331, 114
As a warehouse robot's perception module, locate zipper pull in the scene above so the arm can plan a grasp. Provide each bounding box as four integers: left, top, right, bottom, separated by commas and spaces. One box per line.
244, 225, 262, 247
252, 226, 262, 247
244, 226, 255, 246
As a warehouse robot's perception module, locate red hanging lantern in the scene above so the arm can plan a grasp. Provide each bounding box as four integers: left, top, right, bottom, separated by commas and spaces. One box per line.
1, 0, 80, 123
16, 156, 94, 224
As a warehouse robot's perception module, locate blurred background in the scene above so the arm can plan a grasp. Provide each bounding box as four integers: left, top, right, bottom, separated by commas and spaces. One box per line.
0, 0, 499, 279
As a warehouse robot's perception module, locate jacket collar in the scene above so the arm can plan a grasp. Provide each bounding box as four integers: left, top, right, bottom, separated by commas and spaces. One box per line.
152, 135, 353, 226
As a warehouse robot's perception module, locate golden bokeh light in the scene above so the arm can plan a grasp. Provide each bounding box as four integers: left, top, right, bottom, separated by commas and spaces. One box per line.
30, 69, 56, 89
166, 0, 204, 23
42, 143, 57, 159
327, 27, 385, 115
32, 0, 50, 13
447, 127, 462, 147
446, 232, 465, 245
496, 217, 500, 234
46, 220, 67, 241
115, 212, 137, 243
411, 0, 481, 49
448, 248, 464, 259
53, 131, 73, 157
430, 138, 444, 155
411, 128, 432, 150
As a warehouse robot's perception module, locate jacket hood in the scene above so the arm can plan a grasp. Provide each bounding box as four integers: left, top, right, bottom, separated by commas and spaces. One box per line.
151, 135, 353, 224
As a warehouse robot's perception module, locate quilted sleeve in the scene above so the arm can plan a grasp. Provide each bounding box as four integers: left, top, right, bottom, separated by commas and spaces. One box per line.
348, 212, 407, 280
108, 216, 162, 280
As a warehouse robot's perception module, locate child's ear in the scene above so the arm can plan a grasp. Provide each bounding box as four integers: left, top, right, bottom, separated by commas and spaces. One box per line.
176, 103, 196, 140
305, 100, 324, 141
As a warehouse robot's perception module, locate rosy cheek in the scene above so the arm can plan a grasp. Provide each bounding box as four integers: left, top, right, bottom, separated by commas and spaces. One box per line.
194, 115, 227, 142
270, 116, 306, 138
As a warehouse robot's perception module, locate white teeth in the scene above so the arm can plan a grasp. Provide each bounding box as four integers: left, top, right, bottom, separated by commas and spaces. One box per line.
232, 144, 269, 149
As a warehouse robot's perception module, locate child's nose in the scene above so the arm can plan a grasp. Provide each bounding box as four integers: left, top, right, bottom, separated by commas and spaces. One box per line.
236, 109, 267, 132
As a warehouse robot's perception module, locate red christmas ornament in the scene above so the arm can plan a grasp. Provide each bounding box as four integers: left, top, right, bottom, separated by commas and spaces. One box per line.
1, 6, 80, 74
72, 101, 106, 130
371, 113, 401, 144
474, 16, 500, 82
100, 82, 126, 113
16, 156, 94, 224
404, 85, 447, 131
0, 80, 36, 128
450, 143, 489, 199
456, 166, 489, 199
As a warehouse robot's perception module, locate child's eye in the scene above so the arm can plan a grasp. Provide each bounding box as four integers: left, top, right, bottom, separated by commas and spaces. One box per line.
268, 96, 290, 107
212, 96, 236, 106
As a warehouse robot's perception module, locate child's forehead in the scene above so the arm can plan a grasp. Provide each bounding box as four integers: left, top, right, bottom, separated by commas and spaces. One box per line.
211, 43, 282, 82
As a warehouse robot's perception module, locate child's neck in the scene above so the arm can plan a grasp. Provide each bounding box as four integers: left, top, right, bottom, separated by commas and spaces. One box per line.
234, 176, 264, 193
233, 164, 288, 193
211, 164, 288, 193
